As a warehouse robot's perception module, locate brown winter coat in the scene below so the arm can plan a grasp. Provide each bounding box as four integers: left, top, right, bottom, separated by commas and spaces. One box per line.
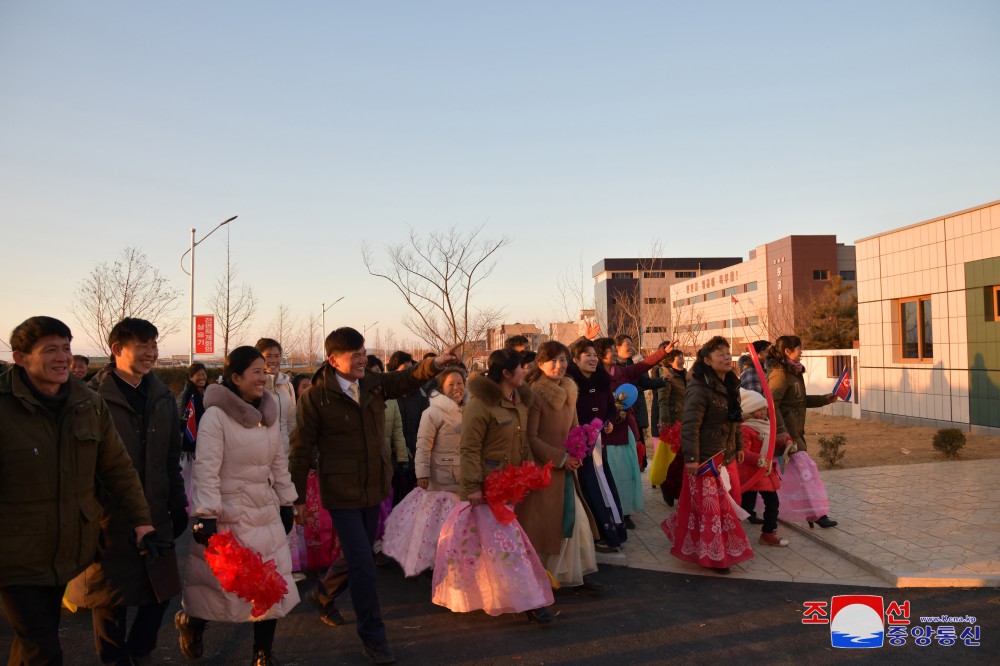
656, 366, 687, 427
414, 391, 464, 492
458, 376, 533, 501
0, 367, 151, 588
516, 376, 599, 555
680, 367, 744, 465
66, 368, 185, 608
289, 359, 438, 510
182, 385, 299, 622
767, 361, 828, 452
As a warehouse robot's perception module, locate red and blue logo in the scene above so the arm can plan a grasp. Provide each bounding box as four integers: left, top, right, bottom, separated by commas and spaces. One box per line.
830, 595, 884, 648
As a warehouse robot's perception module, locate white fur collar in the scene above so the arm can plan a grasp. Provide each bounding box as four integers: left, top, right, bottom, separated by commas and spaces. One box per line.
204, 383, 277, 428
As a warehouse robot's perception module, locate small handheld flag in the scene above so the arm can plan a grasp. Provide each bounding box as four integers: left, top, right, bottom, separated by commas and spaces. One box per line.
184, 396, 198, 448
833, 366, 852, 402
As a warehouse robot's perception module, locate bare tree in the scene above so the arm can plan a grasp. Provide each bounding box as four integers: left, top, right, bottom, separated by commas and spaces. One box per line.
603, 241, 670, 350
207, 237, 256, 357
266, 304, 300, 357
362, 225, 512, 360
72, 247, 181, 355
552, 255, 594, 322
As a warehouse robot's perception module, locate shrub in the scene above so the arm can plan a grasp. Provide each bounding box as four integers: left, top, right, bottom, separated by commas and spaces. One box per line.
932, 428, 966, 458
817, 434, 847, 469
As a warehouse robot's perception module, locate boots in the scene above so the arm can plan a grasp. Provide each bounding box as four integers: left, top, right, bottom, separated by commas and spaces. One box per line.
253, 648, 278, 666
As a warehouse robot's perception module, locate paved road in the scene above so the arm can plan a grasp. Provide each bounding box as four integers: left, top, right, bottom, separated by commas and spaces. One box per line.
2, 562, 996, 665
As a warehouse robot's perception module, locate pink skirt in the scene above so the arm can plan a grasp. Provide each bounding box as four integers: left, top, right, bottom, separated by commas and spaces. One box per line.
302, 470, 341, 571
662, 470, 754, 569
432, 503, 553, 616
382, 487, 459, 577
775, 452, 830, 522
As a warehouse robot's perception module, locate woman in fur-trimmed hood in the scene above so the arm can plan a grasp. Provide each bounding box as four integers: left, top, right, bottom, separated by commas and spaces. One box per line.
176, 346, 299, 666
518, 341, 602, 591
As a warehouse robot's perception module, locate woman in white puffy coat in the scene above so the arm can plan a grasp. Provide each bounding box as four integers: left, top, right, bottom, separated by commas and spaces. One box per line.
382, 367, 466, 575
175, 346, 299, 666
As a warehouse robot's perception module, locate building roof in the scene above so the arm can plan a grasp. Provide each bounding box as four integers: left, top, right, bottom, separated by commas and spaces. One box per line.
592, 257, 742, 277
501, 323, 542, 335
855, 198, 1000, 243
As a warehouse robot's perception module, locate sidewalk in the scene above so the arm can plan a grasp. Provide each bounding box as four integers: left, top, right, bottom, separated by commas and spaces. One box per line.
599, 457, 1000, 588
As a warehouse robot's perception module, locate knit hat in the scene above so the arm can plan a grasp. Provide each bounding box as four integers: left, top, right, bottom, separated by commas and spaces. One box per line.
740, 388, 767, 415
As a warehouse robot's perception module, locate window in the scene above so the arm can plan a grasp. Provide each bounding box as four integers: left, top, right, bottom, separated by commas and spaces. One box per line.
813, 269, 830, 280
673, 299, 687, 308
675, 271, 697, 278
643, 271, 665, 279
644, 297, 667, 304
899, 296, 933, 361
724, 286, 739, 297
840, 270, 856, 281
747, 316, 759, 325
745, 281, 757, 292
610, 272, 633, 280
690, 294, 704, 304
645, 326, 666, 333
705, 290, 721, 301
827, 355, 850, 378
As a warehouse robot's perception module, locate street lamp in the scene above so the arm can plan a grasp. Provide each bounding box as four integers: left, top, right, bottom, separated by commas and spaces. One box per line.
180, 215, 238, 364
363, 321, 379, 338
320, 297, 344, 361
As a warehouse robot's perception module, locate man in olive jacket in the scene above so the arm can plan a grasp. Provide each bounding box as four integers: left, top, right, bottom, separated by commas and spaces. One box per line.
0, 316, 153, 665
66, 318, 187, 665
289, 327, 459, 665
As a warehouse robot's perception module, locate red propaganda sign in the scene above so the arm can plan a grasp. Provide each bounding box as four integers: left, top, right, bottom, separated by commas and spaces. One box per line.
195, 315, 215, 354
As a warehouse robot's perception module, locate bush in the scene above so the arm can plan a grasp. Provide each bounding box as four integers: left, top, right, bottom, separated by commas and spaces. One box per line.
932, 428, 966, 458
817, 434, 847, 469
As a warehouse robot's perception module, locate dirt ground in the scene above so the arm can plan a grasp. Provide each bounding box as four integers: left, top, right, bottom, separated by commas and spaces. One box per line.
800, 413, 1000, 469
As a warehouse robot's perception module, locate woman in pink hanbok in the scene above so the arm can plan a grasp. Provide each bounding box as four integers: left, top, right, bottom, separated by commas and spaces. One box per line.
432, 350, 556, 625
382, 367, 466, 576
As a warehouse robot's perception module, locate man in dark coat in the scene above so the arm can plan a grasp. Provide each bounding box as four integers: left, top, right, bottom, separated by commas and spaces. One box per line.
0, 316, 154, 665
66, 318, 187, 665
289, 328, 459, 665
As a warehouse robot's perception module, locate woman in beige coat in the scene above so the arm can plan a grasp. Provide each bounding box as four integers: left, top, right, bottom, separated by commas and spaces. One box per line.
175, 346, 299, 666
382, 367, 467, 576
519, 341, 602, 591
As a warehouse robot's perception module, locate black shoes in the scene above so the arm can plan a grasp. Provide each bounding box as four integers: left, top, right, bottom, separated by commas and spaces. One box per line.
525, 607, 557, 625
306, 589, 347, 627
664, 496, 675, 507
809, 515, 839, 529
711, 567, 731, 575
594, 541, 619, 553
252, 649, 278, 666
624, 516, 636, 530
174, 611, 204, 660
361, 641, 396, 664
580, 575, 606, 594
746, 512, 764, 525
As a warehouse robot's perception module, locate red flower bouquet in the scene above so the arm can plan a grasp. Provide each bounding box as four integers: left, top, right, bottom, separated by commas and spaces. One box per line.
204, 531, 288, 618
564, 418, 604, 460
483, 461, 553, 525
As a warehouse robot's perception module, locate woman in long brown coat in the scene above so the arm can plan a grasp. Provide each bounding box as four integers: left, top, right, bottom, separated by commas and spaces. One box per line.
518, 342, 602, 592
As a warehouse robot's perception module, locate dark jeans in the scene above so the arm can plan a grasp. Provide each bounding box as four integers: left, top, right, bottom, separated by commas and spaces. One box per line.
0, 584, 65, 666
741, 490, 780, 534
315, 505, 385, 645
91, 600, 170, 665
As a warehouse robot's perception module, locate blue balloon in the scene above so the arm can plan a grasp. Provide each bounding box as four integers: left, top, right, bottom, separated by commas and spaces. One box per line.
616, 383, 639, 410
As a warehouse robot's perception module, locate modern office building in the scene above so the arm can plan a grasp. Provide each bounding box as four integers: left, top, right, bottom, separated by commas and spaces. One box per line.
856, 198, 1000, 433
668, 236, 856, 354
593, 257, 741, 349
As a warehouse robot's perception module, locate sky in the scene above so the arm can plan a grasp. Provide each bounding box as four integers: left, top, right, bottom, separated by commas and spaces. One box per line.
2, 1, 999, 360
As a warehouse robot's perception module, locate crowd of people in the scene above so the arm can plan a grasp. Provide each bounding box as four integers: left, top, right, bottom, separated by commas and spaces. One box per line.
0, 314, 840, 666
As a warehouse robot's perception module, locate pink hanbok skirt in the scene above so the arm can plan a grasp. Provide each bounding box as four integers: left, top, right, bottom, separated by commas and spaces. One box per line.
432, 503, 553, 616
302, 469, 341, 571
382, 487, 459, 577
775, 452, 830, 522
662, 470, 754, 569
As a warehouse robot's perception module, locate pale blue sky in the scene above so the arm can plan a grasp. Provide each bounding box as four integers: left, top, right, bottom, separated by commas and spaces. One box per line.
2, 1, 998, 358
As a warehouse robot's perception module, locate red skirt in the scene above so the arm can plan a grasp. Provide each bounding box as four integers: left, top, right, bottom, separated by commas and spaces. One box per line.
662, 469, 754, 569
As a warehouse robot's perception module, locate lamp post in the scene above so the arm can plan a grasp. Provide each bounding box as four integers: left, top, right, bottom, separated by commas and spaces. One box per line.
180, 215, 238, 364
363, 321, 379, 338
320, 297, 345, 361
